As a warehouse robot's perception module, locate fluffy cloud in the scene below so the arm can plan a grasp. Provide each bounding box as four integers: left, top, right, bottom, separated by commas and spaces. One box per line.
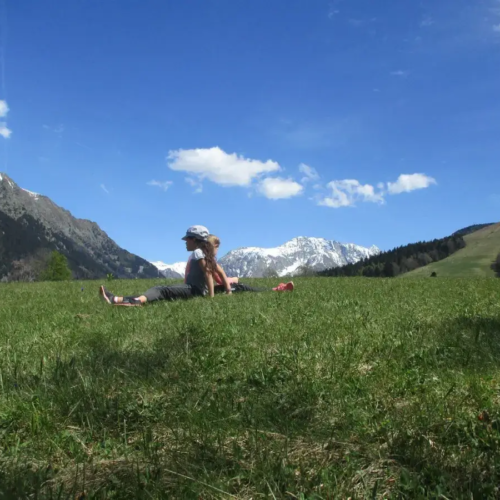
387, 174, 436, 194
299, 163, 319, 183
0, 100, 8, 118
0, 100, 11, 139
258, 177, 304, 200
147, 180, 173, 191
0, 125, 11, 139
167, 147, 280, 187
318, 173, 436, 208
318, 179, 384, 208
166, 146, 306, 200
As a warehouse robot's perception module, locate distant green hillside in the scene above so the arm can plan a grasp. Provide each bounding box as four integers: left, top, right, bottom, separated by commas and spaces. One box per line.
403, 222, 500, 278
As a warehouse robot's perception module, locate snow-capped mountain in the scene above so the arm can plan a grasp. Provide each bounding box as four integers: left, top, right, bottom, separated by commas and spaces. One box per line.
219, 237, 380, 277
151, 237, 380, 278
150, 261, 186, 279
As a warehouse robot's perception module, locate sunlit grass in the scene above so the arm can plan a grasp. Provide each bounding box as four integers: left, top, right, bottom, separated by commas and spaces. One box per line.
1, 277, 500, 498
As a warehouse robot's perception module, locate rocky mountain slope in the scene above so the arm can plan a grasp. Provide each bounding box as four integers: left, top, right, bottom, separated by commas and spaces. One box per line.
0, 173, 158, 279
151, 237, 380, 278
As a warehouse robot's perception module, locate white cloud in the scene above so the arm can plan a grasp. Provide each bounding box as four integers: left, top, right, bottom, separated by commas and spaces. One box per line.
299, 163, 319, 183
391, 70, 410, 77
148, 180, 173, 191
318, 179, 384, 208
167, 147, 280, 187
100, 184, 110, 194
258, 177, 303, 200
317, 173, 436, 208
0, 124, 12, 139
420, 17, 435, 27
0, 100, 9, 118
327, 1, 340, 19
493, 23, 500, 32
185, 177, 203, 194
387, 174, 436, 194
0, 101, 11, 138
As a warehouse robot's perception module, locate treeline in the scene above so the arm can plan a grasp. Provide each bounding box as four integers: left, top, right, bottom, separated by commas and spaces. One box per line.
452, 223, 494, 237
319, 235, 466, 278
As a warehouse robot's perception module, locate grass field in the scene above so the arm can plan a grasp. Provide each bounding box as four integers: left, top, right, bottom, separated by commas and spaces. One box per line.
404, 222, 500, 278
1, 277, 500, 499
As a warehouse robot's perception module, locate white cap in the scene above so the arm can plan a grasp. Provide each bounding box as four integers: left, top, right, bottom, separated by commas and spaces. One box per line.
181, 225, 209, 241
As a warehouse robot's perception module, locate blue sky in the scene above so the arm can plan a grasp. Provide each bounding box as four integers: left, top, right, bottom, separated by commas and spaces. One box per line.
2, 0, 500, 263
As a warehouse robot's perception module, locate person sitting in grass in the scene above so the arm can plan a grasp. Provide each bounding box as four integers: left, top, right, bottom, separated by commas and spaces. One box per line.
99, 225, 293, 307
184, 234, 238, 289
184, 234, 239, 288
207, 233, 294, 294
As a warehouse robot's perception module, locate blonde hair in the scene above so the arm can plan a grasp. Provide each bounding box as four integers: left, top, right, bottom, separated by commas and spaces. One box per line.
208, 234, 220, 248
196, 240, 216, 273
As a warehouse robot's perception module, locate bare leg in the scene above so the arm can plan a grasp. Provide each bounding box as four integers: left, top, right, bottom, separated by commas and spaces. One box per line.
99, 286, 147, 306
113, 295, 147, 307
99, 284, 198, 306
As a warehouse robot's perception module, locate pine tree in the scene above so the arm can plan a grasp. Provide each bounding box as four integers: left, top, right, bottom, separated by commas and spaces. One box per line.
318, 234, 466, 278
39, 251, 72, 281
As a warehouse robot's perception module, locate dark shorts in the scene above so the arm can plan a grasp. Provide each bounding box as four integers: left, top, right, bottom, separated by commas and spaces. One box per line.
142, 284, 204, 303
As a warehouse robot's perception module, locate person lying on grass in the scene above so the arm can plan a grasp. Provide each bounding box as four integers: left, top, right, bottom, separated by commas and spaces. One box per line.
99, 225, 294, 307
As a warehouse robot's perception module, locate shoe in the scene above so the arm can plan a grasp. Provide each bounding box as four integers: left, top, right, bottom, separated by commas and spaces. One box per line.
99, 285, 115, 304
273, 281, 294, 292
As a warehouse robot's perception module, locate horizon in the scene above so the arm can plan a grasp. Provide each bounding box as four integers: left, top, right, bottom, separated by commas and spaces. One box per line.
2, 0, 499, 263
2, 169, 492, 266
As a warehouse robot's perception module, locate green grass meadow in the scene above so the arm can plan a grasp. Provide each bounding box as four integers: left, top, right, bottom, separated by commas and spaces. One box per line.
1, 277, 500, 499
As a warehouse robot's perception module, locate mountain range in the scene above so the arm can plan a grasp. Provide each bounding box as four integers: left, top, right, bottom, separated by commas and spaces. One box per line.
151, 237, 380, 279
0, 173, 158, 280
0, 172, 379, 281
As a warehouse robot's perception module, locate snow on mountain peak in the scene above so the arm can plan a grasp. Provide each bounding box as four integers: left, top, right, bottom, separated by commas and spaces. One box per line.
22, 188, 40, 200
151, 237, 380, 279
218, 237, 380, 277
1, 174, 41, 196
0, 173, 15, 189
150, 260, 186, 278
